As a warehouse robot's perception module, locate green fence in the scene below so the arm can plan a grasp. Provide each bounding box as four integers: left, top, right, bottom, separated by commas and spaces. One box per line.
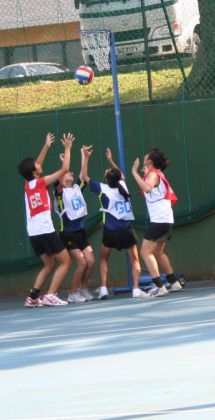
0, 0, 215, 273
1, 95, 215, 272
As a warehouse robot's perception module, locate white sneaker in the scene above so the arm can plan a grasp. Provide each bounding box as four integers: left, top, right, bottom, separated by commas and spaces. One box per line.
98, 286, 109, 300
79, 288, 94, 301
148, 285, 168, 297
42, 294, 68, 306
148, 284, 158, 294
132, 288, 149, 298
168, 280, 182, 292
25, 297, 43, 308
165, 281, 171, 290
68, 291, 86, 303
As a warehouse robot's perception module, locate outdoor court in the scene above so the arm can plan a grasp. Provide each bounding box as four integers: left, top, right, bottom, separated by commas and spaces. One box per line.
1, 280, 215, 420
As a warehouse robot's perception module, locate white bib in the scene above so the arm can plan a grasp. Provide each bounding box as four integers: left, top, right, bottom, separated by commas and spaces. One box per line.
100, 181, 134, 221
54, 184, 88, 220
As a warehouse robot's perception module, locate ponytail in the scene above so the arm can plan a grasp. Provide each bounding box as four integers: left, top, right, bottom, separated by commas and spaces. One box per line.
117, 181, 131, 202
106, 168, 131, 201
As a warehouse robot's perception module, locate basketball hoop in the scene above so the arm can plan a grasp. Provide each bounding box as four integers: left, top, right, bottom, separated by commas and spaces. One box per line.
78, 30, 111, 72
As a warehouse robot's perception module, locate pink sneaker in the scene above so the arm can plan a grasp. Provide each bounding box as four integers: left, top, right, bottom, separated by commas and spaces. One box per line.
24, 297, 43, 308
42, 294, 68, 306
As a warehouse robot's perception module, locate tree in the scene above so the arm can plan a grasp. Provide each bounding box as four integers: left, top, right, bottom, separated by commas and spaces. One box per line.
187, 0, 215, 96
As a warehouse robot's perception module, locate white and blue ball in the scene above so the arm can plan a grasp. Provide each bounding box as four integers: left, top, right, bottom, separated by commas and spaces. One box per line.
74, 65, 94, 85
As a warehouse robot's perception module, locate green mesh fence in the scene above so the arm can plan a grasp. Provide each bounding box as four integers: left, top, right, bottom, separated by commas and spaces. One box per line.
0, 0, 214, 112
0, 0, 215, 271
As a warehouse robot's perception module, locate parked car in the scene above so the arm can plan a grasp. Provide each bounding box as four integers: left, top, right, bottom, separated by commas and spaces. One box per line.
0, 62, 71, 86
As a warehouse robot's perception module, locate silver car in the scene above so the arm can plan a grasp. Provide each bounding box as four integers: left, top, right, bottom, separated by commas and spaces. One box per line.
0, 62, 70, 83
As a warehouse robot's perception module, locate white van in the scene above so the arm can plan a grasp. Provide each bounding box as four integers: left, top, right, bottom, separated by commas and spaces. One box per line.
75, 0, 200, 64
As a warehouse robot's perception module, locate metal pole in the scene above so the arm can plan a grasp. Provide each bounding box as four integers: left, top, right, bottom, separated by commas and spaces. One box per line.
109, 31, 126, 174
109, 31, 133, 291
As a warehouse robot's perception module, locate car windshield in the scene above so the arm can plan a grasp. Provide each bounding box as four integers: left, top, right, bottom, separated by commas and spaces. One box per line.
0, 68, 11, 79
0, 65, 27, 79
27, 64, 68, 75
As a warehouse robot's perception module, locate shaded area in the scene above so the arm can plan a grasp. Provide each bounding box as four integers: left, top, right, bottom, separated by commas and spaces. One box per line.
1, 283, 215, 419
1, 284, 215, 370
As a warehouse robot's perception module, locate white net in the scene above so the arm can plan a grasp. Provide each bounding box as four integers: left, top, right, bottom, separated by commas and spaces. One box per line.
79, 30, 111, 72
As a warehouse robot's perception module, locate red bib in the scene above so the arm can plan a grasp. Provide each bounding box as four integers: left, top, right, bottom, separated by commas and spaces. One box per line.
143, 169, 178, 206
25, 177, 52, 217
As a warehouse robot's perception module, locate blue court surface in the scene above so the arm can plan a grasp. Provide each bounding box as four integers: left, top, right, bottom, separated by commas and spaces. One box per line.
1, 280, 215, 420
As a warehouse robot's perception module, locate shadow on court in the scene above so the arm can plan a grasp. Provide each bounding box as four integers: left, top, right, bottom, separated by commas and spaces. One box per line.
1, 284, 215, 371
1, 281, 215, 420
102, 402, 215, 419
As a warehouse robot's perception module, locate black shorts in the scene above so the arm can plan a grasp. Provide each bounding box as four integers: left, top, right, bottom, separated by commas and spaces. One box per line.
144, 222, 173, 242
59, 229, 90, 251
102, 225, 137, 251
30, 232, 66, 256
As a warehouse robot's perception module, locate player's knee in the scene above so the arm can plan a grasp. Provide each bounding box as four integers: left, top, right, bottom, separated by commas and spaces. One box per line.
87, 255, 96, 270
67, 258, 72, 269
140, 247, 150, 260
140, 248, 146, 260
44, 260, 55, 275
62, 256, 71, 271
78, 257, 87, 270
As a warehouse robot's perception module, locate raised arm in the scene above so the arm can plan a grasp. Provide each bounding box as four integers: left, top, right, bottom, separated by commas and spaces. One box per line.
36, 132, 55, 166
132, 158, 158, 192
55, 153, 67, 193
44, 133, 75, 186
81, 145, 93, 184
106, 148, 124, 179
79, 147, 85, 182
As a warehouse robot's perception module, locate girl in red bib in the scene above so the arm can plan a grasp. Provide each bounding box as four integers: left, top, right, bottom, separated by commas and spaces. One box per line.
132, 148, 181, 297
18, 132, 74, 307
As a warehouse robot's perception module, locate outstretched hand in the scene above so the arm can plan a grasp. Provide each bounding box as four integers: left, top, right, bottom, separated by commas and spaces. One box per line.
82, 145, 93, 158
36, 132, 55, 166
45, 132, 55, 148
61, 133, 75, 149
106, 148, 113, 162
132, 158, 140, 174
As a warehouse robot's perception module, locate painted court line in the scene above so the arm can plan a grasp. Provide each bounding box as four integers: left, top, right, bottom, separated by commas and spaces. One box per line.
1, 317, 215, 342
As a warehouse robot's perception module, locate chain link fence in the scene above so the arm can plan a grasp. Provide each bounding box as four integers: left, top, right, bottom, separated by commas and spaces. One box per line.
0, 0, 214, 114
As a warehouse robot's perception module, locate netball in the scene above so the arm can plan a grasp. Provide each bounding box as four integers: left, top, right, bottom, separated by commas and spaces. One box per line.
74, 65, 94, 85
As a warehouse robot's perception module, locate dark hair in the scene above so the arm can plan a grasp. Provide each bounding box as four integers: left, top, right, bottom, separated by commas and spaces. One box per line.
147, 148, 170, 171
18, 157, 36, 181
105, 168, 131, 201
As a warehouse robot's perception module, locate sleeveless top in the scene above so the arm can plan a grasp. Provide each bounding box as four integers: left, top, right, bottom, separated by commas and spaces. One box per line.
142, 169, 177, 223
100, 181, 134, 221
25, 177, 54, 236
54, 182, 88, 232
54, 184, 88, 220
